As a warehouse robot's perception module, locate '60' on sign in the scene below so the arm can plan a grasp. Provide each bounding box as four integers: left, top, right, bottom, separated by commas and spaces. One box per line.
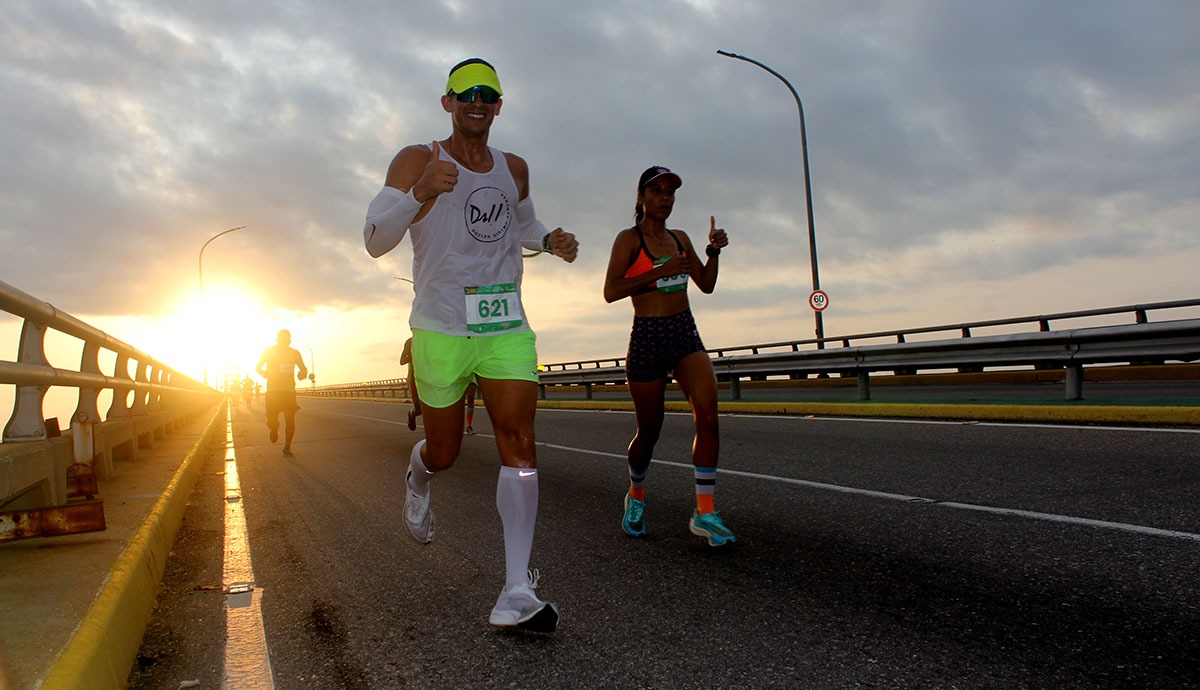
808, 290, 829, 312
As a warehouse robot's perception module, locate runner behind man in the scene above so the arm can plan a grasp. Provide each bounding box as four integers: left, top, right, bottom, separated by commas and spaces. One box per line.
400, 336, 421, 430
464, 380, 478, 435
256, 329, 308, 458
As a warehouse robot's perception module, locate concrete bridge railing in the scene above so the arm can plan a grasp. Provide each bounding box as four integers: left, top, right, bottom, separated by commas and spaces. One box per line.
0, 279, 219, 540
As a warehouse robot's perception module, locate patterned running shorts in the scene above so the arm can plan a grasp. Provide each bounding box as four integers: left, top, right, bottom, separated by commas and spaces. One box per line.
625, 310, 706, 383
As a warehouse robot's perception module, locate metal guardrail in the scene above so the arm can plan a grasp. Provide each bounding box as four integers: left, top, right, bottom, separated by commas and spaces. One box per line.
1, 279, 217, 540
713, 317, 1200, 401
536, 299, 1200, 401
303, 299, 1200, 403
307, 377, 412, 399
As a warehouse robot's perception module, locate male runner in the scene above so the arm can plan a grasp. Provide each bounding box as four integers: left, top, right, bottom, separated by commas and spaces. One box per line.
363, 58, 578, 633
256, 329, 308, 457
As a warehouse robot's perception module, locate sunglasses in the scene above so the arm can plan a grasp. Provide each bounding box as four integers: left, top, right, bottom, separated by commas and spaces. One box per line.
453, 85, 501, 104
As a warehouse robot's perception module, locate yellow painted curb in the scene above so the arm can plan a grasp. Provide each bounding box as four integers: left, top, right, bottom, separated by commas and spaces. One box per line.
39, 401, 227, 690
306, 396, 1196, 425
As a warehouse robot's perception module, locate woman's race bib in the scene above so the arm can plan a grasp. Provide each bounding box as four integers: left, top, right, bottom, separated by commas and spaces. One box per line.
654, 257, 688, 293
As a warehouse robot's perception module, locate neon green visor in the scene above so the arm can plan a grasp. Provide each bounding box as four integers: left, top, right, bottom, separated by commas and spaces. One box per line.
446, 61, 503, 97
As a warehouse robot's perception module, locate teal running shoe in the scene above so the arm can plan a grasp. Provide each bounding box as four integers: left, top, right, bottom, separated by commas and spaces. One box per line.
622, 492, 646, 537
689, 510, 735, 546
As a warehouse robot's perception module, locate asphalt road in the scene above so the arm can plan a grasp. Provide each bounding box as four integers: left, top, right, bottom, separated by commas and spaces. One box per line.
131, 397, 1200, 689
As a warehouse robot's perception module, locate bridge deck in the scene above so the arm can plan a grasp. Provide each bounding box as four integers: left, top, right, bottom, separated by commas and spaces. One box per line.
2, 384, 1197, 687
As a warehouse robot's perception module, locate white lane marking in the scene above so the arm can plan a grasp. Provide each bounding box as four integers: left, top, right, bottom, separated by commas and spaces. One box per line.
315, 409, 409, 425
222, 406, 276, 690
541, 445, 1200, 543
716, 465, 1200, 543
936, 502, 1200, 542
307, 403, 1200, 542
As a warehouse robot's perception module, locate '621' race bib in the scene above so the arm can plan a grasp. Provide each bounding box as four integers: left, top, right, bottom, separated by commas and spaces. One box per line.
465, 283, 525, 333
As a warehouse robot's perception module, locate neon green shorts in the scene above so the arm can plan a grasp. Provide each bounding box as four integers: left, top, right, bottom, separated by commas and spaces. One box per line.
411, 329, 538, 408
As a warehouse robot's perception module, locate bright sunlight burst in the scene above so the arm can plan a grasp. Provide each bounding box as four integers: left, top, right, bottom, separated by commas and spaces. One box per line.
156, 286, 284, 387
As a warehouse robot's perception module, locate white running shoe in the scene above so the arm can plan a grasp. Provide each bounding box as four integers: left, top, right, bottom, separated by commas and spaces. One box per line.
403, 468, 434, 544
488, 569, 559, 633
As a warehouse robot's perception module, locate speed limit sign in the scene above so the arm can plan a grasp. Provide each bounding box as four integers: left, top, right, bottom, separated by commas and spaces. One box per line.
809, 290, 829, 312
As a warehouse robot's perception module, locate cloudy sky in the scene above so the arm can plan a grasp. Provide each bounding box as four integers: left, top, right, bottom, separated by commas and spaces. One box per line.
2, 0, 1199, 394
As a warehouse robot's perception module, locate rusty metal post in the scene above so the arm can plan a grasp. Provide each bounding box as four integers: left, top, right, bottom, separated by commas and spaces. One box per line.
0, 502, 106, 541
0, 410, 107, 542
68, 411, 100, 499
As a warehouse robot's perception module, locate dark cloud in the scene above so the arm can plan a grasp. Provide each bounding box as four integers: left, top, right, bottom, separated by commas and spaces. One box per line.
2, 0, 1197, 373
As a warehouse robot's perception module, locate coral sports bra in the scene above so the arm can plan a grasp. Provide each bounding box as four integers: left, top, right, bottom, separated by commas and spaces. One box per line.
624, 227, 688, 295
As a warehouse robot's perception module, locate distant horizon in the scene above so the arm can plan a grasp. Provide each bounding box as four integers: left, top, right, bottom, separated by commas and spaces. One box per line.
5, 288, 1197, 431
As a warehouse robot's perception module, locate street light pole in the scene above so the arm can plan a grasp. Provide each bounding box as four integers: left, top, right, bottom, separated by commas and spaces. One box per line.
198, 225, 247, 385
717, 50, 825, 347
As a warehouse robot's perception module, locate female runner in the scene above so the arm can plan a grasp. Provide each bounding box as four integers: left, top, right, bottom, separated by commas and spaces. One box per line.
602, 165, 735, 546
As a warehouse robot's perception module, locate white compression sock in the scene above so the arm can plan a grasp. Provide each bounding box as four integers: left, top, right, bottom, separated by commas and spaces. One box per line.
495, 465, 538, 588
408, 440, 433, 494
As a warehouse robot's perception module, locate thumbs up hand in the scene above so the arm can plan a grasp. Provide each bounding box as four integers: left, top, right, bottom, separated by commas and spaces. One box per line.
410, 140, 458, 202
708, 216, 728, 249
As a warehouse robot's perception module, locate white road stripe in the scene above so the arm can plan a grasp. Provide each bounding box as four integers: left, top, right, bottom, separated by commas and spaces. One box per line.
222, 406, 276, 690
713, 465, 1200, 543
542, 443, 1200, 543
311, 403, 1200, 542
316, 409, 410, 425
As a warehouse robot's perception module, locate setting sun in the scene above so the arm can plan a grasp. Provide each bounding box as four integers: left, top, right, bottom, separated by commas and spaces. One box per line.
187, 286, 280, 385
109, 285, 289, 389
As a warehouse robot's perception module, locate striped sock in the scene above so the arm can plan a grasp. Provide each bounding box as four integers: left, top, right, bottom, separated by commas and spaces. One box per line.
628, 465, 646, 501
694, 466, 716, 515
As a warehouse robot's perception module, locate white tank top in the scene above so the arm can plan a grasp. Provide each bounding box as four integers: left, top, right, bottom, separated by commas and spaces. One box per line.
408, 145, 529, 336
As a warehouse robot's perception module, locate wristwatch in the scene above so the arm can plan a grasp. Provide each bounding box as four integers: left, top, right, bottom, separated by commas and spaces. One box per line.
542, 234, 553, 253
705, 245, 721, 258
